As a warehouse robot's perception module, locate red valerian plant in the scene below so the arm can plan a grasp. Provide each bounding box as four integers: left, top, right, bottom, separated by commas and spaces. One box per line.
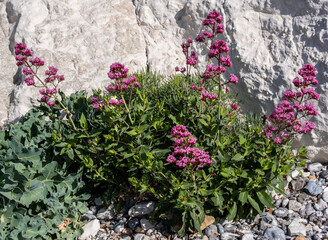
176, 11, 239, 114
264, 64, 319, 144
14, 42, 76, 129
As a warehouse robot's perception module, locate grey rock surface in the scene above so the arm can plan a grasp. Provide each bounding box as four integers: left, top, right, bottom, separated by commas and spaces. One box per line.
79, 219, 100, 240
0, 0, 328, 161
128, 201, 155, 217
263, 226, 286, 240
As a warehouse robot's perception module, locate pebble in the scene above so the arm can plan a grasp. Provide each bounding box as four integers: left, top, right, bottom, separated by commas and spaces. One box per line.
322, 191, 328, 203
128, 201, 155, 217
274, 208, 289, 218
308, 163, 323, 172
80, 163, 328, 240
80, 219, 100, 240
288, 219, 306, 236
263, 226, 286, 240
303, 180, 323, 196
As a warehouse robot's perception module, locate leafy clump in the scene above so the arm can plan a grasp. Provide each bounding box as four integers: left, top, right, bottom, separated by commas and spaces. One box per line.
0, 109, 89, 240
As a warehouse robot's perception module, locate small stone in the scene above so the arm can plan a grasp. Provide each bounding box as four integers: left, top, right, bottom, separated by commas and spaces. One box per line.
81, 213, 96, 221
263, 226, 286, 240
140, 218, 156, 231
80, 219, 100, 240
303, 181, 323, 196
305, 203, 316, 216
281, 198, 289, 208
319, 170, 328, 179
208, 237, 219, 240
314, 199, 328, 211
291, 179, 306, 191
121, 236, 132, 240
96, 206, 115, 220
288, 219, 306, 236
275, 199, 282, 208
322, 191, 328, 203
121, 228, 133, 235
220, 232, 239, 240
204, 225, 218, 238
128, 218, 139, 230
216, 223, 225, 234
134, 233, 151, 240
303, 172, 311, 178
202, 236, 209, 240
291, 170, 301, 178
241, 233, 254, 240
114, 220, 125, 233
297, 193, 310, 203
273, 208, 289, 218
135, 226, 145, 233
308, 163, 323, 172
128, 201, 155, 217
288, 200, 305, 212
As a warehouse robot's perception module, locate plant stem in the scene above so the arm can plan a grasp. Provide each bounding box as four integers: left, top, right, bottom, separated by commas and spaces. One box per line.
121, 94, 134, 124
26, 61, 77, 130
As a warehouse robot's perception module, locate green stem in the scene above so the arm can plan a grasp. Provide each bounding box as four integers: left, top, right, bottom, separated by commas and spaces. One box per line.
26, 61, 77, 130
121, 94, 134, 124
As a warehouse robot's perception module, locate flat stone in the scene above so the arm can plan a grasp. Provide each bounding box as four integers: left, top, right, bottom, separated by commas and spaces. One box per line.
264, 226, 286, 240
216, 223, 225, 234
79, 219, 100, 240
281, 198, 289, 208
220, 232, 239, 240
140, 218, 156, 231
96, 206, 115, 220
290, 179, 306, 191
322, 191, 328, 203
241, 233, 254, 240
204, 225, 218, 237
288, 219, 306, 236
288, 200, 305, 212
319, 170, 328, 179
134, 233, 151, 240
128, 218, 139, 230
128, 201, 155, 217
303, 181, 323, 196
308, 163, 323, 172
314, 199, 328, 211
273, 208, 289, 218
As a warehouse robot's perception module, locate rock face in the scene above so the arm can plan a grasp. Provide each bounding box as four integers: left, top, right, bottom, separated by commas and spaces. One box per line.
0, 0, 327, 161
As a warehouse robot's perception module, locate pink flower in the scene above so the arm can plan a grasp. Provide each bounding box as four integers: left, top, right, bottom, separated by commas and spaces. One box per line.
231, 103, 238, 110
134, 81, 140, 87
228, 74, 238, 84
226, 86, 230, 93
47, 100, 55, 107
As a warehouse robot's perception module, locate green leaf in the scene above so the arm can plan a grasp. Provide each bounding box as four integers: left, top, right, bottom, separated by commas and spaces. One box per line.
20, 181, 47, 207
198, 118, 208, 127
247, 195, 262, 215
256, 190, 275, 208
127, 130, 138, 136
268, 183, 286, 196
79, 113, 88, 129
238, 191, 248, 205
232, 153, 244, 161
227, 202, 237, 221
239, 135, 246, 145
210, 192, 224, 207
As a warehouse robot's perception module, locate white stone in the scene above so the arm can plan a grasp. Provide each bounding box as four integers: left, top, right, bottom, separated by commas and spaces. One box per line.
308, 162, 323, 172
1, 0, 328, 162
140, 218, 156, 231
288, 219, 306, 236
322, 191, 328, 203
79, 219, 100, 240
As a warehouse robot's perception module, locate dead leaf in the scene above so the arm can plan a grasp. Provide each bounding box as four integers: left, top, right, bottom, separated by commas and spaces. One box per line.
200, 215, 215, 230
58, 218, 71, 232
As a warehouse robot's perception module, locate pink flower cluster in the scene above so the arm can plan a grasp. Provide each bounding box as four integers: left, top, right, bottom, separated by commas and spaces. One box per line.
90, 62, 139, 109
14, 43, 64, 107
89, 96, 124, 109
176, 39, 199, 73
106, 63, 140, 92
264, 64, 319, 144
180, 11, 239, 103
167, 125, 212, 169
